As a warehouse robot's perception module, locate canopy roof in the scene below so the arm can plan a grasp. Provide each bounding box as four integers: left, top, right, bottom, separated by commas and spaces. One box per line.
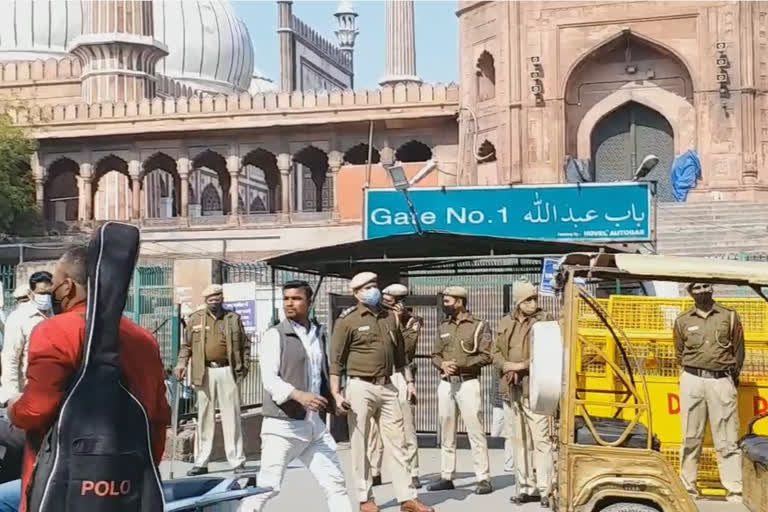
265, 233, 632, 279
561, 253, 768, 288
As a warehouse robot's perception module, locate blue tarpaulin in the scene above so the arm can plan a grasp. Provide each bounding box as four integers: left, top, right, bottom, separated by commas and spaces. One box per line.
671, 150, 701, 202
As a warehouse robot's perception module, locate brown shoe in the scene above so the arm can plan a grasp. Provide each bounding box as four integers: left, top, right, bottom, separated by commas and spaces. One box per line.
360, 500, 381, 512
400, 499, 435, 512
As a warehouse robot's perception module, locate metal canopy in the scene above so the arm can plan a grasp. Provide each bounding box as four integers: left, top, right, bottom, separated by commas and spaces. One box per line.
264, 233, 633, 279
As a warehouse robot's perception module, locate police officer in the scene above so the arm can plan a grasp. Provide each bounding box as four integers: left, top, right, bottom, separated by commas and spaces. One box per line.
493, 281, 554, 506
428, 286, 492, 495
330, 272, 434, 512
174, 285, 249, 476
674, 282, 745, 503
368, 284, 422, 489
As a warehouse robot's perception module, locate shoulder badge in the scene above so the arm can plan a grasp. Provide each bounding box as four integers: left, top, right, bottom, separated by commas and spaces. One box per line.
338, 306, 356, 319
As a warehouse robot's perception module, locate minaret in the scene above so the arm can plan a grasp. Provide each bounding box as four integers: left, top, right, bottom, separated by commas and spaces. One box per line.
277, 1, 295, 93
334, 1, 359, 68
68, 0, 168, 103
380, 0, 421, 86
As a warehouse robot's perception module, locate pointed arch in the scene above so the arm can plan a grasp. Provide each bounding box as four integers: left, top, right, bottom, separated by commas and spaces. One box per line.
44, 157, 79, 223
200, 183, 222, 215
396, 140, 432, 163
142, 152, 180, 218
344, 143, 381, 165
293, 145, 330, 213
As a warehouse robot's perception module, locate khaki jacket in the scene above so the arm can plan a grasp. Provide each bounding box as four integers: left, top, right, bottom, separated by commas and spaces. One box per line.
176, 307, 250, 387
492, 309, 553, 400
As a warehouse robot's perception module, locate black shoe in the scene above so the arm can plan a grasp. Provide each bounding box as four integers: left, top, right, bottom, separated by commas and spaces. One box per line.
475, 480, 493, 495
410, 477, 422, 489
509, 493, 535, 505
541, 495, 550, 508
427, 479, 455, 492
186, 466, 208, 476
372, 475, 383, 487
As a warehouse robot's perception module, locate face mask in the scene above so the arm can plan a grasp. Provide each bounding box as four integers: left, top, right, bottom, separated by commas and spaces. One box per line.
207, 302, 223, 313
33, 293, 52, 311
51, 282, 65, 315
442, 304, 456, 317
359, 288, 381, 307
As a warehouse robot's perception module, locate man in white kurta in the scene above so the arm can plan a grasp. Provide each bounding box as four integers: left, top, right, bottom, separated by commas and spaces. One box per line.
238, 281, 351, 512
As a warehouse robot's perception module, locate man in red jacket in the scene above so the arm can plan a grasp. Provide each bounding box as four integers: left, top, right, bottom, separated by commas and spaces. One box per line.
7, 246, 171, 512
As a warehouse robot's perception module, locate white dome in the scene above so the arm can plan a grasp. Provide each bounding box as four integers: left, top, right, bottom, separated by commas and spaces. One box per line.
153, 0, 255, 94
0, 0, 82, 61
248, 67, 277, 95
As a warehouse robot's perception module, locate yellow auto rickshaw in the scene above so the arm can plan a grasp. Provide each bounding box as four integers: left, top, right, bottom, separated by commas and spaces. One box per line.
548, 252, 768, 512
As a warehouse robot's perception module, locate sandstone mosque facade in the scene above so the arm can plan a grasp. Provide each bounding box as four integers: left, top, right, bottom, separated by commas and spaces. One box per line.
1, 1, 765, 258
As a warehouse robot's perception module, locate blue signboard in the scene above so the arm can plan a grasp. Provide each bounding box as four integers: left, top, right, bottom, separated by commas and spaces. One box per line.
540, 258, 560, 295
364, 183, 652, 242
224, 300, 256, 334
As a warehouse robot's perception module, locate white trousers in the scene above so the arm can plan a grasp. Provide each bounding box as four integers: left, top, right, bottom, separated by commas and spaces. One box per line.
238, 429, 352, 512
194, 366, 246, 468
437, 379, 490, 482
491, 406, 515, 471
505, 397, 552, 496
368, 372, 420, 478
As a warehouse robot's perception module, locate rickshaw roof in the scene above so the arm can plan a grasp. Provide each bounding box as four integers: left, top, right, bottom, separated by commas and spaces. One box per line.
561, 252, 768, 287
264, 233, 631, 279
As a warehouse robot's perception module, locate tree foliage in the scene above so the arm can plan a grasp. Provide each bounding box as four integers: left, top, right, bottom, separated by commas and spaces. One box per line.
0, 114, 39, 236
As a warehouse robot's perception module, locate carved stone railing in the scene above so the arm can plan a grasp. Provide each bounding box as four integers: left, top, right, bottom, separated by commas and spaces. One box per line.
3, 82, 459, 126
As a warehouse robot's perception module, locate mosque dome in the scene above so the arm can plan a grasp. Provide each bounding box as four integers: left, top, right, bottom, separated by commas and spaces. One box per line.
0, 0, 83, 61
0, 0, 257, 95
153, 0, 255, 94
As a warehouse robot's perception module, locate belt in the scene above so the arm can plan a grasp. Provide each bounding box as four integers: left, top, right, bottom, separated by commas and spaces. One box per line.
442, 374, 478, 383
206, 360, 229, 368
684, 366, 730, 379
351, 376, 391, 385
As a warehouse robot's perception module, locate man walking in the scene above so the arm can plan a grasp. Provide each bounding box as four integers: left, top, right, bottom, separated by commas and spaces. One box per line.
330, 272, 434, 512
0, 272, 53, 405
675, 282, 744, 503
493, 281, 554, 506
428, 286, 493, 495
239, 281, 351, 512
174, 285, 249, 475
368, 284, 422, 489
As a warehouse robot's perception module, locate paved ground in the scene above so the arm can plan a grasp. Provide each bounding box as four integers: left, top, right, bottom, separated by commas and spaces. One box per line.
159, 447, 748, 512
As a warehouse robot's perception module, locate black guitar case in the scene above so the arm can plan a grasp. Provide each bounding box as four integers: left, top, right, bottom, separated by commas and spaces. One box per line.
27, 222, 164, 512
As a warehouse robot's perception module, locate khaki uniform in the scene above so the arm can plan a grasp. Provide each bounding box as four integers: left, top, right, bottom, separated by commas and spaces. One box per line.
369, 314, 422, 479
176, 307, 249, 468
673, 303, 745, 496
330, 304, 417, 504
493, 309, 554, 497
431, 312, 492, 482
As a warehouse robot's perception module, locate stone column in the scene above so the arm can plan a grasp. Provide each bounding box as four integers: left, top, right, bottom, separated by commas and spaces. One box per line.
30, 152, 45, 211
227, 155, 241, 218
740, 1, 758, 183
277, 153, 292, 219
277, 1, 295, 93
177, 156, 190, 218
380, 0, 421, 86
328, 150, 343, 219
129, 159, 142, 221
79, 163, 94, 221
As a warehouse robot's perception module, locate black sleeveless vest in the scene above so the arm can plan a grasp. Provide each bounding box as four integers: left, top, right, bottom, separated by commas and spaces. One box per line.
27, 222, 164, 512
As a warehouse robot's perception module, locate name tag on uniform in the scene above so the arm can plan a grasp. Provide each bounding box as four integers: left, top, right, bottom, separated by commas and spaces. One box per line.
687, 326, 700, 332
440, 333, 450, 338
358, 326, 371, 332
193, 325, 203, 332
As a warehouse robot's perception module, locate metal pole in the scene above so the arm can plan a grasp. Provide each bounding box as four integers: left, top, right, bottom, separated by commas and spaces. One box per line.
401, 189, 423, 235
364, 120, 374, 188
169, 378, 180, 479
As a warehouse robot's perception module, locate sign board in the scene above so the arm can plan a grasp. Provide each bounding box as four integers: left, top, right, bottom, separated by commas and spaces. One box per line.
364, 182, 652, 242
539, 258, 560, 295
223, 300, 256, 333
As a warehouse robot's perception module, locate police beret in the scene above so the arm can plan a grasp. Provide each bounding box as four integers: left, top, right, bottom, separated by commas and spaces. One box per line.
12, 284, 29, 299
202, 284, 224, 298
442, 286, 468, 299
349, 271, 377, 291
383, 283, 409, 297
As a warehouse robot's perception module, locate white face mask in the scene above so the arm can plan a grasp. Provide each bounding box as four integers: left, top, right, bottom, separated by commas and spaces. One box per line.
33, 293, 52, 311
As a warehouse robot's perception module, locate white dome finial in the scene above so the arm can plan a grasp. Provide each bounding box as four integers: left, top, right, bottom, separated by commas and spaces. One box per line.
334, 1, 359, 53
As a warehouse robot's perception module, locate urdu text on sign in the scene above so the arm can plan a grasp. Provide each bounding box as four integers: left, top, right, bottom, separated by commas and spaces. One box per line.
364, 183, 652, 242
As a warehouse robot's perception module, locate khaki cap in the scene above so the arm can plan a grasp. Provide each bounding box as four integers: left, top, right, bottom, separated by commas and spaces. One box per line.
513, 281, 537, 308
382, 283, 409, 297
350, 271, 377, 291
202, 284, 224, 298
442, 286, 468, 299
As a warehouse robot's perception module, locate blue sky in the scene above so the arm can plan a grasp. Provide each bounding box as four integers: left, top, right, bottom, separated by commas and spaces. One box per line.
232, 0, 459, 89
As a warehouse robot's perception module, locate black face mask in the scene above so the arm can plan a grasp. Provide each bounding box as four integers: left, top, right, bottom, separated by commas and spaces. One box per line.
442, 304, 456, 317
207, 303, 223, 314
52, 297, 63, 316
